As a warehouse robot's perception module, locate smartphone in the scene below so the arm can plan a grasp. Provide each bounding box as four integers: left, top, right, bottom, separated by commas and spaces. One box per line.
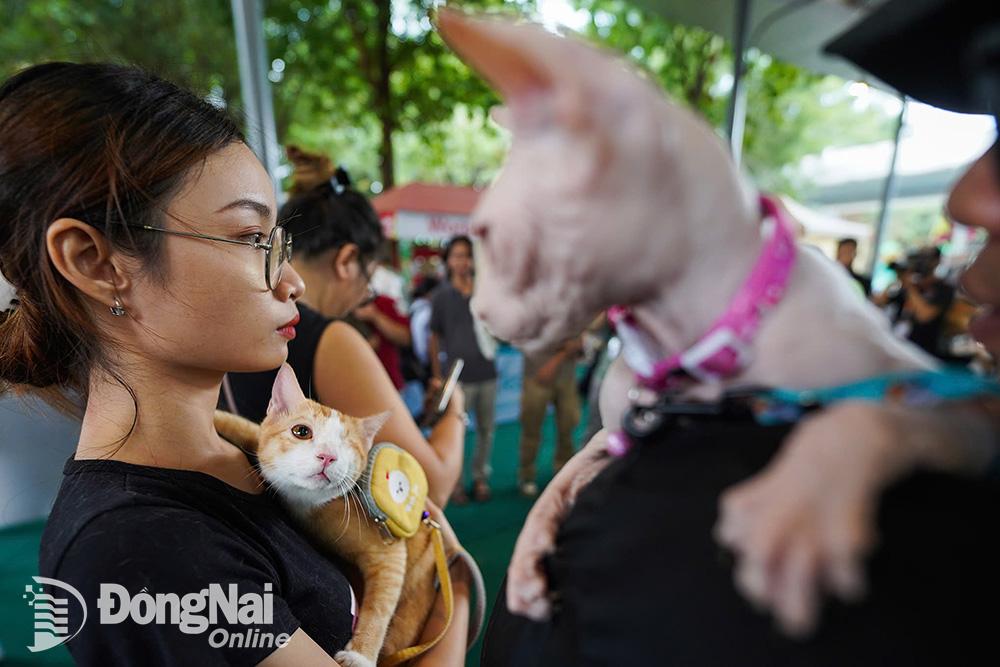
423, 359, 464, 427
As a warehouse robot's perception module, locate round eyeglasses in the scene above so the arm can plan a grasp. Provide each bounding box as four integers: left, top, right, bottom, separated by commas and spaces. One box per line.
125, 224, 293, 291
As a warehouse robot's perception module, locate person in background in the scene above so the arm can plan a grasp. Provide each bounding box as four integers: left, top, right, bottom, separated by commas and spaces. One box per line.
224, 166, 464, 509
875, 246, 955, 358
517, 337, 584, 497
353, 290, 411, 391
430, 235, 498, 503
836, 237, 871, 296
409, 275, 442, 373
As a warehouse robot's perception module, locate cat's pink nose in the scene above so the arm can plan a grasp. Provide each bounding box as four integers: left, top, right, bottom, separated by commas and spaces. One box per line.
316, 453, 337, 468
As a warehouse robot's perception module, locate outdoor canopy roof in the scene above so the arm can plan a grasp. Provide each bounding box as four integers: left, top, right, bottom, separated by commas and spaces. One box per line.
372, 182, 482, 217
631, 0, 891, 89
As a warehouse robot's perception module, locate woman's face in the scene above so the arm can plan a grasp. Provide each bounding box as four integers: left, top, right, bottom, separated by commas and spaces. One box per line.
296, 247, 374, 319
949, 140, 1000, 355
123, 142, 305, 375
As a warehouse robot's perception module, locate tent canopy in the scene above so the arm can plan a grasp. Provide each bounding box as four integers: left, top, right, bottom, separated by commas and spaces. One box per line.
372, 182, 482, 216
632, 0, 890, 90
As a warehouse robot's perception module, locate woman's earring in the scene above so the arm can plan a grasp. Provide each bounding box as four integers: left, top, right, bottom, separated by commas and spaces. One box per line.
110, 297, 126, 317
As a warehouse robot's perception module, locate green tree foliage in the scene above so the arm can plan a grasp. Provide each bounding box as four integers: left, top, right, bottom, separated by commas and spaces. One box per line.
1, 0, 892, 197
1, 0, 240, 107
571, 0, 894, 195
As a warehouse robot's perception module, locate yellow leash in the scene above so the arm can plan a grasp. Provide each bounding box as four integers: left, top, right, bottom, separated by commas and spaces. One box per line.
381, 521, 453, 666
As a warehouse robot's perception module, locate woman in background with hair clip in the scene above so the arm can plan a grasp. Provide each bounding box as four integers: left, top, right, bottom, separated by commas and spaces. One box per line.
223, 151, 467, 511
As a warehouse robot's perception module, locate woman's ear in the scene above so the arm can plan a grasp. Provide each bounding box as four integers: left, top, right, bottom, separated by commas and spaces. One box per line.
46, 218, 133, 309
332, 243, 361, 281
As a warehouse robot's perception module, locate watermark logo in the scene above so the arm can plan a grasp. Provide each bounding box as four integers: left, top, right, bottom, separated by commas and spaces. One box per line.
23, 576, 88, 653
22, 577, 290, 652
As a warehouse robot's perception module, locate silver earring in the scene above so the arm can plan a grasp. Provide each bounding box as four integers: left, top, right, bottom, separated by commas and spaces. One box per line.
110, 297, 126, 317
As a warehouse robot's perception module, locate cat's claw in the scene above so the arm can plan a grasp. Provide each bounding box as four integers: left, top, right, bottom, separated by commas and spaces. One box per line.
334, 650, 375, 667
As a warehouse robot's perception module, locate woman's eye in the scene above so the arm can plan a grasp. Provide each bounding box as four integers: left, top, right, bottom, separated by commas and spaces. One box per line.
290, 424, 312, 440
242, 232, 264, 244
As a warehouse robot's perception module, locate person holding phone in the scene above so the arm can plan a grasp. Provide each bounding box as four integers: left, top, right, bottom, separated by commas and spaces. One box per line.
430, 235, 499, 503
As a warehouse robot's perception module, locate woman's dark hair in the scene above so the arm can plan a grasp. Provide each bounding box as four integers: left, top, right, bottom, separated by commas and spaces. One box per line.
0, 62, 242, 412
443, 234, 473, 264
279, 166, 384, 265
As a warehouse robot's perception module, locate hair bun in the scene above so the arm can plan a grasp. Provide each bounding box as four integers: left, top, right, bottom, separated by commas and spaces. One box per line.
332, 166, 352, 194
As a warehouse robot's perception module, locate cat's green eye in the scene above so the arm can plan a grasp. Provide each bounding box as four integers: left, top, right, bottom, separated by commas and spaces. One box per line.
291, 424, 312, 440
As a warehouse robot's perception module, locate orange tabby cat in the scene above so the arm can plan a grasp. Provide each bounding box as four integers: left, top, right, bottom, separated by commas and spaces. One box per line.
214, 363, 442, 667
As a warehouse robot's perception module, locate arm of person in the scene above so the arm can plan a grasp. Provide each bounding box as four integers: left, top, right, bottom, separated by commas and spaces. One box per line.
258, 629, 341, 666
871, 287, 895, 308
409, 501, 472, 666
533, 337, 585, 385
314, 321, 463, 506
356, 302, 413, 348
429, 332, 443, 381
903, 282, 946, 323
715, 397, 1000, 637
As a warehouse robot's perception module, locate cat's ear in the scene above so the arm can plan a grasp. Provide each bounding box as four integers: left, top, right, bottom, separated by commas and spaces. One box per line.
266, 363, 306, 417
359, 411, 391, 446
437, 9, 592, 134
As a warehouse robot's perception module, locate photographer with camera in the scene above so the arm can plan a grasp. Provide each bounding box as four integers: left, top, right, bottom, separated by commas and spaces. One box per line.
875, 246, 955, 358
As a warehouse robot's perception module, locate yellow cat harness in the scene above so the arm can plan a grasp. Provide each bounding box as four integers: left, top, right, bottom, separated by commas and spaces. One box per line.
359, 442, 485, 665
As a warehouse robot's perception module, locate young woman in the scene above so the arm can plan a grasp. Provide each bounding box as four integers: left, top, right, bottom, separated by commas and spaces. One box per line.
0, 62, 469, 666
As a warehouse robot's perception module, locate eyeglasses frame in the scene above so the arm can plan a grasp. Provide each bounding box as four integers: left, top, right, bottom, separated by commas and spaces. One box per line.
124, 224, 293, 291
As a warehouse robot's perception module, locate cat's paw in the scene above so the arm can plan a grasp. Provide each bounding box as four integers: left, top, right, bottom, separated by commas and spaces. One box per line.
334, 649, 375, 667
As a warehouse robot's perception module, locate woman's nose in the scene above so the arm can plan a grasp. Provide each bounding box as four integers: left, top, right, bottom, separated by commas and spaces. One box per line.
947, 142, 1000, 235
276, 263, 306, 301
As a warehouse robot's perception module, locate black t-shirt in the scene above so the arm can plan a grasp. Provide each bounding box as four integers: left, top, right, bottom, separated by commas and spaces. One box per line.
429, 284, 497, 384
223, 301, 332, 423
889, 280, 955, 356
482, 419, 1000, 667
39, 452, 355, 666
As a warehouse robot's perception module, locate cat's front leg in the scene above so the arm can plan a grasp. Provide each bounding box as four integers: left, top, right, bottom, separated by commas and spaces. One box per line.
336, 540, 408, 665
333, 649, 375, 667
213, 410, 262, 454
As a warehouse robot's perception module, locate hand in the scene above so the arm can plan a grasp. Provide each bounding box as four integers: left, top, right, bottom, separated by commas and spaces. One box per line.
445, 383, 466, 415
562, 337, 585, 356
354, 302, 378, 323
533, 365, 557, 387
506, 430, 614, 620
714, 402, 913, 637
426, 499, 464, 561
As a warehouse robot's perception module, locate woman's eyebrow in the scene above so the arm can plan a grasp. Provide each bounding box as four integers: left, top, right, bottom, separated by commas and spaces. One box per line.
215, 198, 273, 220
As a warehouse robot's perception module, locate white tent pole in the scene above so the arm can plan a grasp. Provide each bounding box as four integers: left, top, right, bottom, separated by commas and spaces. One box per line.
726, 0, 752, 166
868, 95, 908, 277
231, 0, 283, 202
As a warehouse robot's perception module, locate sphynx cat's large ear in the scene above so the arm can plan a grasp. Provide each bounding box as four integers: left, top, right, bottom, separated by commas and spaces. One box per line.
436, 8, 593, 134
266, 363, 307, 417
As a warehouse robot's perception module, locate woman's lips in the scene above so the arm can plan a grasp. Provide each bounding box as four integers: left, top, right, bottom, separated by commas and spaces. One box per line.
277, 313, 300, 340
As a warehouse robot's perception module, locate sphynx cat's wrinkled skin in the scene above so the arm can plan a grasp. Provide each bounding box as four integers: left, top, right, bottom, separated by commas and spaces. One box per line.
436, 8, 934, 628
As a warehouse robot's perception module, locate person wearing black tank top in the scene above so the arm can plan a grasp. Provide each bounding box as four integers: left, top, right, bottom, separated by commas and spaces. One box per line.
0, 64, 470, 666
222, 166, 467, 511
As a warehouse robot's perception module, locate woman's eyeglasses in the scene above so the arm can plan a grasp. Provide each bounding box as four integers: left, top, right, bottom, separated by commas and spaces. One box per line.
125, 224, 292, 291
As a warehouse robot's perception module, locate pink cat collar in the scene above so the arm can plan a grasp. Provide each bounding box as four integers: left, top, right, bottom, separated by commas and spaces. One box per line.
608, 194, 796, 392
